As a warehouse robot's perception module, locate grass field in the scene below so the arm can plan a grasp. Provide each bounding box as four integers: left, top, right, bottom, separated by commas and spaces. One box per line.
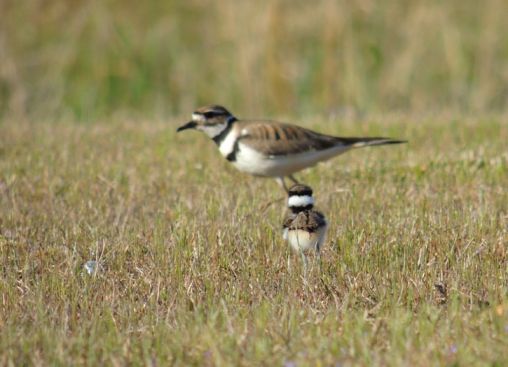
1, 114, 507, 365
2, 0, 508, 364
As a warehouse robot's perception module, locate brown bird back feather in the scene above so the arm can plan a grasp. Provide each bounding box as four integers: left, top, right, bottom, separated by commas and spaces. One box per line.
236, 120, 405, 156
283, 210, 327, 233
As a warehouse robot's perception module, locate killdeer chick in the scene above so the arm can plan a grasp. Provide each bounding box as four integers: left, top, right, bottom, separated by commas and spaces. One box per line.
177, 105, 406, 191
283, 184, 327, 273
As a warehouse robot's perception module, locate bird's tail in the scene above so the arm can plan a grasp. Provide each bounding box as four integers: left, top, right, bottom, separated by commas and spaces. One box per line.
337, 137, 407, 148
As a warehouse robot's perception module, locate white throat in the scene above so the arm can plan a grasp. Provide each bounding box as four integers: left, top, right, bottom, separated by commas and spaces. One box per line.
198, 123, 229, 139
288, 195, 314, 208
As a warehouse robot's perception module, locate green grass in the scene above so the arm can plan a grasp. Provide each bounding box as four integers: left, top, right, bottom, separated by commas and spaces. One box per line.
1, 115, 507, 365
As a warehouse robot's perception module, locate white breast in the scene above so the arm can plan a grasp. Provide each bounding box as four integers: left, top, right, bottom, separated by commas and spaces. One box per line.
232, 143, 351, 177
231, 143, 269, 175
218, 129, 240, 157
286, 225, 327, 253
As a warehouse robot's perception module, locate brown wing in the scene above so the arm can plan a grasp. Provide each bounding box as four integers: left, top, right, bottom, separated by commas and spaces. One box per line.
236, 120, 406, 156
237, 120, 341, 156
284, 210, 327, 232
283, 212, 297, 229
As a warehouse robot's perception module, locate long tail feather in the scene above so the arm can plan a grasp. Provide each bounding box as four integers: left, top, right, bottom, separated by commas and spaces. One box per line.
337, 137, 407, 148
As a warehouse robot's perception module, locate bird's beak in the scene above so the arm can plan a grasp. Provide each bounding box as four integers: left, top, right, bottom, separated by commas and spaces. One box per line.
176, 121, 197, 132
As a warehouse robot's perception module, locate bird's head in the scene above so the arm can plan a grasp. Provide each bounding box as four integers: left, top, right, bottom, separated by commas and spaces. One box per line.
177, 105, 237, 139
287, 184, 314, 212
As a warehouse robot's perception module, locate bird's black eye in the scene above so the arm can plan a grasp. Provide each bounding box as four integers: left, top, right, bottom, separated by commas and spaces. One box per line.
203, 111, 218, 119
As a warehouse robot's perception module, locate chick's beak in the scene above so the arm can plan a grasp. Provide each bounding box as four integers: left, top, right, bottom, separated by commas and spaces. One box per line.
176, 121, 197, 132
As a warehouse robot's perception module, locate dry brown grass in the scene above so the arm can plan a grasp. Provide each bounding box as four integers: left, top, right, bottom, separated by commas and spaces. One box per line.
0, 114, 507, 365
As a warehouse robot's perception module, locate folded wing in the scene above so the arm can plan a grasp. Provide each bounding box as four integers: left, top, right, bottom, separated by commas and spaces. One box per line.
238, 121, 406, 156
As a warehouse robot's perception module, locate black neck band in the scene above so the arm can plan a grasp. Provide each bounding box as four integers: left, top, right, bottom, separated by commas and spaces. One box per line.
290, 205, 313, 213
212, 117, 237, 145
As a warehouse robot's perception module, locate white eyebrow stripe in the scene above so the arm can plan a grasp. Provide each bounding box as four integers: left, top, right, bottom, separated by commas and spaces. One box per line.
288, 195, 314, 207
192, 113, 206, 122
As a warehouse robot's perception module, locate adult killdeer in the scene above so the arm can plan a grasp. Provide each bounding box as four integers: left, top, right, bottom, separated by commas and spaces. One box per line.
177, 105, 406, 190
282, 184, 327, 271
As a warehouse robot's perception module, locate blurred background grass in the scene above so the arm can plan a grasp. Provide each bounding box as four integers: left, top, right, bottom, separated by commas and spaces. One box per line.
1, 0, 507, 121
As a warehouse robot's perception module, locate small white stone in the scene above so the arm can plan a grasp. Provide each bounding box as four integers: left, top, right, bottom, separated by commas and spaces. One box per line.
84, 260, 98, 275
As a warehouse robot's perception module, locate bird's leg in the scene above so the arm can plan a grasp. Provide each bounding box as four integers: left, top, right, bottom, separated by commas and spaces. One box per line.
288, 174, 300, 184
300, 250, 308, 278
287, 249, 292, 274
315, 248, 322, 273
275, 177, 289, 193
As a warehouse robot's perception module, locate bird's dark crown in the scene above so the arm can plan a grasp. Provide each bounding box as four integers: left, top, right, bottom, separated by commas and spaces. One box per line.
288, 184, 313, 198
193, 105, 233, 119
